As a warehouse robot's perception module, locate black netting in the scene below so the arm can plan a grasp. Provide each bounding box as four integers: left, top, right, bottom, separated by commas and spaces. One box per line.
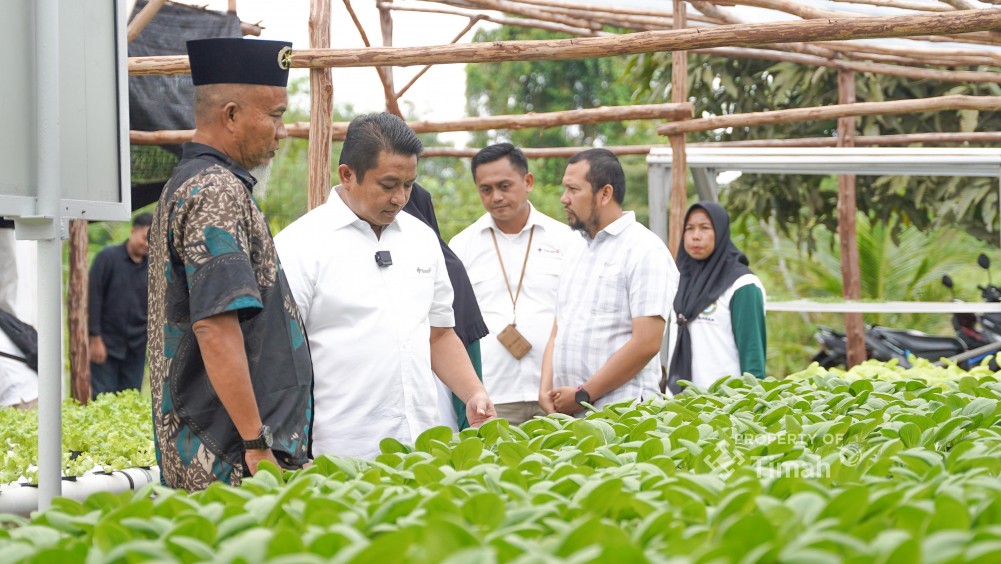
128, 0, 241, 209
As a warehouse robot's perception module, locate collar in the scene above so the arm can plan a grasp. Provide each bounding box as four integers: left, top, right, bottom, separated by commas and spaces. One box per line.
326, 186, 404, 235
477, 202, 547, 235
586, 210, 635, 243
180, 142, 257, 193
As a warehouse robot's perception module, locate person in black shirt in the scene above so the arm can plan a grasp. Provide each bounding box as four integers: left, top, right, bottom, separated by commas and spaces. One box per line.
89, 213, 151, 397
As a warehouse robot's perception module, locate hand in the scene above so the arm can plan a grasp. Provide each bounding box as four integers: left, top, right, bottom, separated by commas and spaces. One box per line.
549, 386, 586, 415
244, 448, 280, 476
465, 390, 496, 428
89, 336, 107, 364
539, 389, 556, 414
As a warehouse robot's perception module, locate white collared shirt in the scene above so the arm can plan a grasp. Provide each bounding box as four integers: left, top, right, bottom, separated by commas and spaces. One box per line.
554, 211, 679, 408
274, 189, 455, 459
450, 204, 585, 404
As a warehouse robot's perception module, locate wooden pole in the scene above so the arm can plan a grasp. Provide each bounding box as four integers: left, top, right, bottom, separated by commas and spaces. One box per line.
308, 0, 333, 210
837, 69, 865, 368
668, 0, 688, 257
127, 9, 1001, 74
126, 0, 167, 43
657, 95, 1001, 136
68, 220, 90, 404
377, 0, 404, 117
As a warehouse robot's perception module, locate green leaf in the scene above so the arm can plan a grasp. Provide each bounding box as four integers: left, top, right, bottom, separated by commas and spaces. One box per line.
416, 426, 454, 453
462, 491, 505, 530
452, 437, 484, 470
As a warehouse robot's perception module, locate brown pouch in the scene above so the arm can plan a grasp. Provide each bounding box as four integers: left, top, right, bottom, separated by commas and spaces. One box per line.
497, 324, 532, 360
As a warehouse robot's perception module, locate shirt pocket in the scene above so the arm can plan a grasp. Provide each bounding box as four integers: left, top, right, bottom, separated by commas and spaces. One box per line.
592, 264, 625, 315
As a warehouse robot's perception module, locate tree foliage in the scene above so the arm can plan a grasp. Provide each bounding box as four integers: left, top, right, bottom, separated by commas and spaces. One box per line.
628, 52, 1001, 244
464, 25, 660, 205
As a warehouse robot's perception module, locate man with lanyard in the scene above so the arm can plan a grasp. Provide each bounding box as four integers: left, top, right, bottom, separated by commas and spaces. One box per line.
275, 112, 495, 459
541, 149, 679, 415
451, 143, 584, 425
147, 38, 313, 490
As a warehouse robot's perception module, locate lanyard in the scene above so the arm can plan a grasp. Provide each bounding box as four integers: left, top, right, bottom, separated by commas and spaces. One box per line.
489, 225, 535, 325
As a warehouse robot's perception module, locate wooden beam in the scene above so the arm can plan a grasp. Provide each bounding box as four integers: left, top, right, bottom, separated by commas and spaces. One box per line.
127, 9, 1001, 74
829, 0, 953, 10
420, 145, 666, 157
668, 0, 688, 257
68, 220, 90, 404
127, 0, 167, 43
837, 68, 865, 368
416, 132, 1001, 158
657, 95, 1001, 136
309, 0, 333, 210
692, 46, 1001, 84
452, 0, 601, 31
379, 2, 598, 36
130, 103, 693, 144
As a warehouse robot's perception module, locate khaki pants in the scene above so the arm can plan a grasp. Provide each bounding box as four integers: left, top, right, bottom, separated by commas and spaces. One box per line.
494, 401, 546, 426
11, 398, 37, 410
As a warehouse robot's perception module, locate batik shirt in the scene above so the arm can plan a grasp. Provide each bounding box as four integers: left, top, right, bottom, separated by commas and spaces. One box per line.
148, 143, 313, 491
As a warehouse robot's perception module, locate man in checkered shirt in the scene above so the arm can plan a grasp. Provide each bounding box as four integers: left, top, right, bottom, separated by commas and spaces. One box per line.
540, 149, 679, 415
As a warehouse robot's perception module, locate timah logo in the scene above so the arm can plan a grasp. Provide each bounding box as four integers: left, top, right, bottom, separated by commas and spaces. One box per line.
416, 266, 432, 274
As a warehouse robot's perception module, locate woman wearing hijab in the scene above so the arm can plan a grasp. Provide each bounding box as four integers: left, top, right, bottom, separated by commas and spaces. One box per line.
667, 202, 766, 394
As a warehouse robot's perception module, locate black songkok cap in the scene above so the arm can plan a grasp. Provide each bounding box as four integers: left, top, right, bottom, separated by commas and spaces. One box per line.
187, 38, 293, 87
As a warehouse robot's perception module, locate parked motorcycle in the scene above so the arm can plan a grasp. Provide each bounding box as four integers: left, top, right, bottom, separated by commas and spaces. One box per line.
811, 253, 1001, 369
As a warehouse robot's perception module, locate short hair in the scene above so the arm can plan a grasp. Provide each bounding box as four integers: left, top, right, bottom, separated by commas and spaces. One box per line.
471, 143, 529, 179
567, 148, 625, 204
133, 213, 153, 228
339, 113, 424, 181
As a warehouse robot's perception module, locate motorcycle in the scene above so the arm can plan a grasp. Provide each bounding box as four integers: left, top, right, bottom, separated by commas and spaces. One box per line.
811, 253, 1001, 369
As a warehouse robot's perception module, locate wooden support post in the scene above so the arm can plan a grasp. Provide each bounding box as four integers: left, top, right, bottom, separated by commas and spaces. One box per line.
309, 0, 333, 210
837, 68, 865, 368
667, 0, 688, 257
378, 0, 404, 117
68, 220, 90, 404
126, 0, 166, 43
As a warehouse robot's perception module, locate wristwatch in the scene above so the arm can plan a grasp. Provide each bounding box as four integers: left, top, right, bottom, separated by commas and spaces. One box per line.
243, 424, 273, 451
574, 385, 591, 406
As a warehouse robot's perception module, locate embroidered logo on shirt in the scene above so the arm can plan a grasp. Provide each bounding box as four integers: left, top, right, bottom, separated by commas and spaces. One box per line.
537, 247, 562, 256
416, 266, 432, 274
698, 301, 718, 323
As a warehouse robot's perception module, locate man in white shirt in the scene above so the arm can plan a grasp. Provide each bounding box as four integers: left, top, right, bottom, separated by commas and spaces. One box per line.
451, 144, 584, 425
275, 113, 495, 459
541, 149, 679, 415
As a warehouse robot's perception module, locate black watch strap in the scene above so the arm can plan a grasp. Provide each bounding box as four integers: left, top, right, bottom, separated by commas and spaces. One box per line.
243, 424, 273, 450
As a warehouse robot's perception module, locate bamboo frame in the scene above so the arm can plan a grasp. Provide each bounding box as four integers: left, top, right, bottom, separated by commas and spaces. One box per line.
129, 103, 693, 145
308, 0, 333, 210
127, 9, 1001, 74
657, 95, 1001, 136
416, 133, 1001, 158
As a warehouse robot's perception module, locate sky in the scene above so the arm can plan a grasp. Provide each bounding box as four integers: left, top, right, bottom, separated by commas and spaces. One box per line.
149, 0, 1000, 148
168, 0, 490, 145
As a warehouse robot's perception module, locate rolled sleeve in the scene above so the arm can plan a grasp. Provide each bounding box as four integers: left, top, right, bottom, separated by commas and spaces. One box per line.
172, 182, 262, 323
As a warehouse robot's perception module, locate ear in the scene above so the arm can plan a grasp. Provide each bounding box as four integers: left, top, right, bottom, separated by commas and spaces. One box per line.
598, 184, 614, 206
337, 163, 354, 186
524, 171, 535, 193
222, 101, 240, 133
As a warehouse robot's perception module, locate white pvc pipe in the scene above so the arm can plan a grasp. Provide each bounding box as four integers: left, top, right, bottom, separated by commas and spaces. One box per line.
34, 0, 63, 511
0, 467, 161, 517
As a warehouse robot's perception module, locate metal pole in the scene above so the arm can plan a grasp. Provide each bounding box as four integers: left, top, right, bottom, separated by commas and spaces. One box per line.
35, 0, 63, 510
